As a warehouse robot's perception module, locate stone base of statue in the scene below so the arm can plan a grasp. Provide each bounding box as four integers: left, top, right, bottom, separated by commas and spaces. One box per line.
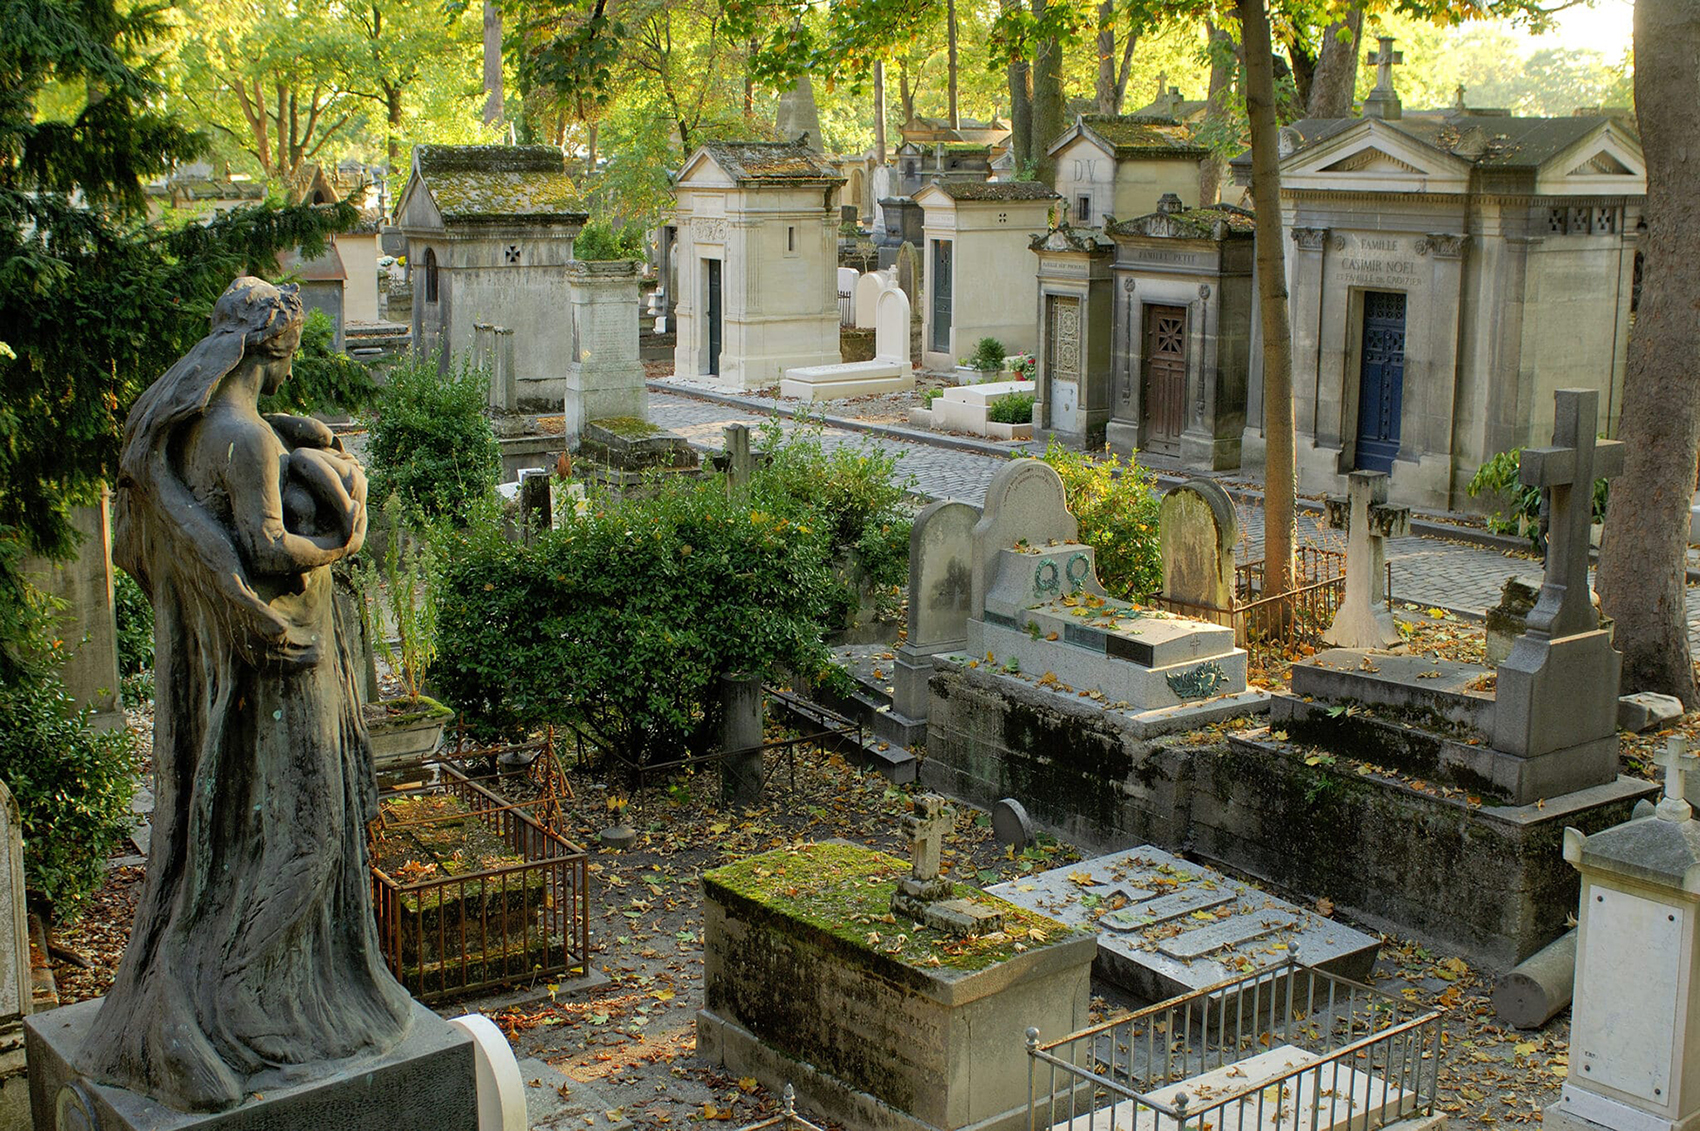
25, 1000, 476, 1131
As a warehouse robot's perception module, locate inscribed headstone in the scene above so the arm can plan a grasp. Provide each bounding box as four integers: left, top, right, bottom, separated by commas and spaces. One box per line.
893, 499, 979, 723
1158, 479, 1237, 610
874, 286, 911, 364
970, 459, 1078, 617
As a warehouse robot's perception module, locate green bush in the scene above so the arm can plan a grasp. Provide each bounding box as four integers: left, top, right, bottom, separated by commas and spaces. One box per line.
113, 567, 153, 705
258, 309, 377, 417
1036, 440, 1162, 600
433, 477, 847, 760
365, 351, 502, 527
988, 392, 1035, 425
574, 219, 646, 262
971, 336, 1006, 373
1466, 447, 1609, 550
0, 669, 135, 914
922, 388, 944, 407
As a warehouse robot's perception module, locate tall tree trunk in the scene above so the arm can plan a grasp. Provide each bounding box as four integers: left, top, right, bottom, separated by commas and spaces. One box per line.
874, 60, 888, 163
1306, 6, 1363, 118
1596, 0, 1700, 704
947, 0, 960, 128
385, 84, 403, 171
1238, 0, 1296, 600
1197, 22, 1235, 205
1095, 0, 1117, 115
1029, 0, 1064, 183
586, 122, 598, 171
744, 40, 755, 122
899, 65, 917, 125
1002, 0, 1031, 172
482, 0, 503, 127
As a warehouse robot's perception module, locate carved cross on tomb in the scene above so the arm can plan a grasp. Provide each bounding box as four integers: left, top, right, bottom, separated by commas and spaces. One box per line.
1366, 36, 1402, 92
1322, 470, 1410, 650
1518, 389, 1623, 640
1656, 737, 1694, 823
903, 794, 956, 883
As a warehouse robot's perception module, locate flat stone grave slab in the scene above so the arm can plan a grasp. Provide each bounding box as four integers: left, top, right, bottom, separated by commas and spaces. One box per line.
1290, 648, 1495, 731
986, 846, 1379, 1005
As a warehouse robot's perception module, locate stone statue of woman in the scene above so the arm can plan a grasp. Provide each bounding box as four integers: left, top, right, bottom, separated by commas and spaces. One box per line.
83, 277, 414, 1112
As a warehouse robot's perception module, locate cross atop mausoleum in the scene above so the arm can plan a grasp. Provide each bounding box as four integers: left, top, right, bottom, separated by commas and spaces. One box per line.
1362, 36, 1404, 120
1518, 388, 1624, 640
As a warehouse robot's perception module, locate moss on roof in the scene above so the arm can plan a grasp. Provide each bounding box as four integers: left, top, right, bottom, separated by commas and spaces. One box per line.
924, 180, 1058, 202
699, 140, 843, 183
413, 144, 587, 225
1108, 202, 1256, 241
1073, 115, 1211, 159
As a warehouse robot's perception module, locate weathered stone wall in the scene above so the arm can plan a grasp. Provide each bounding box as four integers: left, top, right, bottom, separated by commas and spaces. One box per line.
920, 665, 1193, 852
921, 664, 1655, 968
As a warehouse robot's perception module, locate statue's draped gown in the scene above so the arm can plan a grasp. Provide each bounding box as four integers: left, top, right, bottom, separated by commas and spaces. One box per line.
82, 298, 413, 1113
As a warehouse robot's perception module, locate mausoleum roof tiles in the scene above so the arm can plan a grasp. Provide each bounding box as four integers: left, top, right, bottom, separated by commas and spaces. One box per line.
1108, 204, 1255, 241
921, 181, 1059, 202
410, 144, 587, 225
695, 141, 844, 183
1229, 112, 1639, 174
1064, 115, 1211, 159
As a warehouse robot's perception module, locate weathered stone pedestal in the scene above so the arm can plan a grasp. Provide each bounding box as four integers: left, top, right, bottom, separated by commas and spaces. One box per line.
564, 260, 649, 448
26, 1000, 477, 1131
698, 844, 1092, 1131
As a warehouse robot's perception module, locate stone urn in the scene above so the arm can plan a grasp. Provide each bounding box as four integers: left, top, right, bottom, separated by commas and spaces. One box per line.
365, 694, 454, 769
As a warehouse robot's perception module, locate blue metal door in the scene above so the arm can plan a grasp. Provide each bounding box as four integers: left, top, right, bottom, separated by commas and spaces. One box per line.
1354, 291, 1406, 473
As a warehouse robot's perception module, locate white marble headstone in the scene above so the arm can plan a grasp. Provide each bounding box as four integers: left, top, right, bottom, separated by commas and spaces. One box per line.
970, 459, 1079, 617
854, 270, 886, 329
874, 286, 911, 364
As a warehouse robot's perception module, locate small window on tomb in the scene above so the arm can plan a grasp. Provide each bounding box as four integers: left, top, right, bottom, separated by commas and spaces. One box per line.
997, 212, 1009, 225
1076, 196, 1091, 225
424, 248, 439, 303
785, 225, 798, 255
1594, 207, 1619, 235
504, 245, 521, 264
1548, 207, 1568, 234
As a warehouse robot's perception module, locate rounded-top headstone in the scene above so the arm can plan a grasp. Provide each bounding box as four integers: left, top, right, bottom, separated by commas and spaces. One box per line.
1159, 478, 1237, 610
992, 798, 1036, 849
447, 1013, 528, 1131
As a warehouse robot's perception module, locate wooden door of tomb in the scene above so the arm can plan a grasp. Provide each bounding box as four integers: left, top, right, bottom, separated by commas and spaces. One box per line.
1141, 304, 1186, 456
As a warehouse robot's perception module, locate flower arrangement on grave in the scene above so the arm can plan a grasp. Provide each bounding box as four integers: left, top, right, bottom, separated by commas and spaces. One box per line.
1009, 353, 1036, 381
969, 336, 1007, 373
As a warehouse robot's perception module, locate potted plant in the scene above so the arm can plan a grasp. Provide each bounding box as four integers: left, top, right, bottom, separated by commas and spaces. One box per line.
956, 336, 1008, 384
360, 495, 453, 768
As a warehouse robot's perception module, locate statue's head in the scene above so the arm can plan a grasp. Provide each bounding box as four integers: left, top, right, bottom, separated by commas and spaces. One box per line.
212, 277, 305, 393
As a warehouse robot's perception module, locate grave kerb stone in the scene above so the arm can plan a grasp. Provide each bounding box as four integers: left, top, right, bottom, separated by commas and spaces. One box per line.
1158, 479, 1237, 611
1320, 469, 1409, 650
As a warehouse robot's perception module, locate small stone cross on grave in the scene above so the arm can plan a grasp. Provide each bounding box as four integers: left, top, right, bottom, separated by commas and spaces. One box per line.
1519, 389, 1624, 641
899, 794, 957, 902
891, 795, 1007, 937
1322, 470, 1410, 650
1656, 737, 1694, 824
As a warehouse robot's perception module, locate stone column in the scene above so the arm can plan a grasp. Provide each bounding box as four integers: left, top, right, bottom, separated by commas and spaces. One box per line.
565, 259, 647, 448
0, 779, 29, 1131
1287, 227, 1329, 442
24, 490, 124, 733
718, 674, 765, 804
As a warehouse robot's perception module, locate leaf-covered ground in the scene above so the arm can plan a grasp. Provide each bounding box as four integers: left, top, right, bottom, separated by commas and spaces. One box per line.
50, 658, 1675, 1130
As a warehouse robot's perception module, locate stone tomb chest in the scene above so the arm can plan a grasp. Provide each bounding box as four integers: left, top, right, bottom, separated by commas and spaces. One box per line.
963, 460, 1255, 719
698, 843, 1093, 1131
1106, 196, 1255, 470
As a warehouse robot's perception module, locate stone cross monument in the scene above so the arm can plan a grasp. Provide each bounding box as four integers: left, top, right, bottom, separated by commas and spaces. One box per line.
1362, 36, 1403, 120
1321, 470, 1409, 650
890, 795, 1005, 936
1552, 736, 1700, 1131
1493, 388, 1625, 783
